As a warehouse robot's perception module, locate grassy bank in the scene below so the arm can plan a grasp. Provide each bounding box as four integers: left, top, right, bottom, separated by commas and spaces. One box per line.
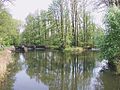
0, 48, 13, 82
108, 60, 120, 75
113, 61, 120, 75
0, 48, 12, 63
48, 46, 85, 53
115, 61, 120, 75
64, 47, 84, 53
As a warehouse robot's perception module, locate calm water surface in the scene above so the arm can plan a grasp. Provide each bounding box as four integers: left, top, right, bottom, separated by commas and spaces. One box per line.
0, 50, 120, 90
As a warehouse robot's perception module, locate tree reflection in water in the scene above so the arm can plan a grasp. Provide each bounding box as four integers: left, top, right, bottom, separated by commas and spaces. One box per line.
0, 54, 20, 90
1, 51, 119, 90
25, 51, 97, 90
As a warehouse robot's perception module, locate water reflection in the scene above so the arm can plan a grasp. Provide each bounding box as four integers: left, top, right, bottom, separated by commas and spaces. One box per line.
0, 51, 120, 90
13, 70, 48, 90
16, 51, 98, 90
0, 54, 19, 90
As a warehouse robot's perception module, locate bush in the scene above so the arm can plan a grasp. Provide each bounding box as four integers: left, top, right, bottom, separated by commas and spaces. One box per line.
101, 6, 120, 61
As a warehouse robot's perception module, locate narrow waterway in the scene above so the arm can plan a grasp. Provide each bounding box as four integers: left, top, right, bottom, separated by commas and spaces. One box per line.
0, 50, 120, 90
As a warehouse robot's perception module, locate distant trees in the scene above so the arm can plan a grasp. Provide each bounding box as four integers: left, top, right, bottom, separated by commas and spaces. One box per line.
21, 0, 104, 48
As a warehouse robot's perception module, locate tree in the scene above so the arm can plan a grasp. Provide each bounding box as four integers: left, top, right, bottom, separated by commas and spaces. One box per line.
0, 10, 20, 45
22, 0, 103, 49
101, 6, 120, 61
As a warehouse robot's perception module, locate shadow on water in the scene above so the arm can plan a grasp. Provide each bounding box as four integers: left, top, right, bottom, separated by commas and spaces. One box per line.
0, 50, 120, 90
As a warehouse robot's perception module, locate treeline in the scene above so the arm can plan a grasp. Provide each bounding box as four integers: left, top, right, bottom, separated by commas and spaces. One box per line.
21, 0, 104, 48
0, 0, 20, 46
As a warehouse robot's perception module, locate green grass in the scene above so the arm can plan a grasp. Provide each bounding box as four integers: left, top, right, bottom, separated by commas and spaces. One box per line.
64, 47, 84, 53
49, 45, 59, 50
114, 61, 120, 75
48, 46, 84, 53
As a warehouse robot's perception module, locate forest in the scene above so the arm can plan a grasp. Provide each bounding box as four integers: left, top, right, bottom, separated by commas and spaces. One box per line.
21, 0, 104, 49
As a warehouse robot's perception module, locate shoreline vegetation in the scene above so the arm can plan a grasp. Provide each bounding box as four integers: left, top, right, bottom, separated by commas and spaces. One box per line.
11, 44, 120, 75
48, 45, 85, 52
13, 45, 89, 53
0, 48, 13, 83
64, 47, 84, 52
0, 45, 120, 81
109, 60, 120, 75
100, 6, 120, 75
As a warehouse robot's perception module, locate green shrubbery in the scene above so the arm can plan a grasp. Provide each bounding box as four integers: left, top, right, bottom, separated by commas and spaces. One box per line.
0, 2, 20, 46
101, 6, 120, 61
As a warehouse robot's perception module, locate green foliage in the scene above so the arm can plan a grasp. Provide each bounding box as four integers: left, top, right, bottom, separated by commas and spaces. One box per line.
0, 11, 20, 46
0, 1, 20, 46
21, 0, 104, 49
101, 6, 120, 60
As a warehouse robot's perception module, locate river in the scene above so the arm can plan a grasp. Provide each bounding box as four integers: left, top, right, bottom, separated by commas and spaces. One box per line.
0, 50, 120, 90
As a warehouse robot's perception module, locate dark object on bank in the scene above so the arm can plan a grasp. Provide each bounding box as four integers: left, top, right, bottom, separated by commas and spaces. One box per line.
14, 45, 48, 52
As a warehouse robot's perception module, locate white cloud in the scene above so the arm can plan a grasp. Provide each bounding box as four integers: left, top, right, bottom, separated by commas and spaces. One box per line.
7, 0, 52, 21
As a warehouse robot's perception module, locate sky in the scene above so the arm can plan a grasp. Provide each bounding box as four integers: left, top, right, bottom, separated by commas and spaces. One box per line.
5, 0, 104, 27
6, 0, 52, 21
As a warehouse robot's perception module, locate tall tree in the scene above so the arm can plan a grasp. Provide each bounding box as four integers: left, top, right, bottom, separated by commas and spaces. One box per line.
22, 0, 103, 49
0, 10, 20, 45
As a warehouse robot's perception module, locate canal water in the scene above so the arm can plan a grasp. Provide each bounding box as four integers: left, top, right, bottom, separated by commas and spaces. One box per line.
0, 50, 120, 90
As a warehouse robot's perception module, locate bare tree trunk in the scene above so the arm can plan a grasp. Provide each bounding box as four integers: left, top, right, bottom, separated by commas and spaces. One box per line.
74, 0, 77, 47
64, 0, 69, 47
60, 0, 64, 48
71, 0, 78, 47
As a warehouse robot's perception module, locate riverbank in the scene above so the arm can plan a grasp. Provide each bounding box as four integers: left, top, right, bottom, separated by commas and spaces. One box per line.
108, 59, 120, 75
115, 61, 120, 75
0, 48, 13, 82
64, 47, 85, 53
50, 46, 85, 54
13, 45, 86, 53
